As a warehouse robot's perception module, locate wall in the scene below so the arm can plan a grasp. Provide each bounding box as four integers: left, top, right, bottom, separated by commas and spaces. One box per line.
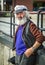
15, 0, 33, 11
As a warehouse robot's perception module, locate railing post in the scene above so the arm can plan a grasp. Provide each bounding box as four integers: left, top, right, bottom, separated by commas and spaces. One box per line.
13, 14, 15, 36
37, 10, 41, 28
10, 11, 12, 37
41, 13, 43, 32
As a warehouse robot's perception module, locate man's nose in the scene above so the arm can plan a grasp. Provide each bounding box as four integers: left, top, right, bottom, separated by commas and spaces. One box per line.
18, 14, 23, 19
19, 14, 23, 17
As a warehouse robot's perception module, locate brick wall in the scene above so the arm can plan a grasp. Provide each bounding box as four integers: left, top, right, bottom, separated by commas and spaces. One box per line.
15, 0, 33, 11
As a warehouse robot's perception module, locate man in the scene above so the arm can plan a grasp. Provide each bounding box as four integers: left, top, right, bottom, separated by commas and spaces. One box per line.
13, 5, 44, 65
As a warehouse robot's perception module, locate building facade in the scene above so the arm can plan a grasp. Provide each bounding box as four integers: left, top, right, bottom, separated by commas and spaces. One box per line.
12, 0, 45, 11
0, 0, 45, 11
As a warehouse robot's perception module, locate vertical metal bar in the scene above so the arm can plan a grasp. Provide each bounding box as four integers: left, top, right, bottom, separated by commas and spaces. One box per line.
37, 13, 39, 28
37, 10, 41, 28
41, 13, 43, 32
13, 14, 15, 36
10, 12, 12, 37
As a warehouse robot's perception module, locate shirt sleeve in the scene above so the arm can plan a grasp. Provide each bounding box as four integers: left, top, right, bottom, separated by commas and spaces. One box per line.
30, 22, 44, 44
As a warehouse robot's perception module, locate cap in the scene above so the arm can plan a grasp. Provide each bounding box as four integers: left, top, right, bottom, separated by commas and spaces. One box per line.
14, 5, 28, 14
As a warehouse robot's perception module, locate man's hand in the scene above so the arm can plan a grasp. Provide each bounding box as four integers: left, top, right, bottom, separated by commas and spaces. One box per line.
24, 41, 41, 58
24, 47, 33, 57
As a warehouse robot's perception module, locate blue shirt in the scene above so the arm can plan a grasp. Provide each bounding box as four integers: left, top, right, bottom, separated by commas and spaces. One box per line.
15, 26, 27, 55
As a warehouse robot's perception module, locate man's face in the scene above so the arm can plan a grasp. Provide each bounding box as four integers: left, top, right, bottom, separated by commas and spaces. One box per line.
16, 12, 25, 20
15, 11, 27, 25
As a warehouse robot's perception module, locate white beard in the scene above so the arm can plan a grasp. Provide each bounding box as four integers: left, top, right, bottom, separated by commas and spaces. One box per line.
15, 16, 27, 25
15, 16, 27, 33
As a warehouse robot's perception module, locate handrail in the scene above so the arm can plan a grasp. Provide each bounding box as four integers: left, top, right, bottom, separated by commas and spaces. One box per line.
0, 21, 10, 24
29, 11, 45, 14
40, 28, 45, 31
0, 20, 19, 26
0, 30, 13, 38
0, 11, 11, 13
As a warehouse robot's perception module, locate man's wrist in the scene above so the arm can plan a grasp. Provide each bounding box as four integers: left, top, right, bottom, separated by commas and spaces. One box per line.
32, 46, 36, 52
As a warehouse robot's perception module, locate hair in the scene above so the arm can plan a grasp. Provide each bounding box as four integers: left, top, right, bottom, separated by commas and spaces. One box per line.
24, 11, 31, 20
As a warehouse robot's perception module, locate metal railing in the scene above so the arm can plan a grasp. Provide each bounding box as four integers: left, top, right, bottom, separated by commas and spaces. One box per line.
0, 11, 13, 37
37, 11, 45, 32
30, 11, 45, 32
0, 11, 15, 65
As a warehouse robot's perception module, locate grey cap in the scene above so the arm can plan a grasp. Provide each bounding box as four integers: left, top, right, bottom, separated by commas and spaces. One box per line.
14, 5, 28, 14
